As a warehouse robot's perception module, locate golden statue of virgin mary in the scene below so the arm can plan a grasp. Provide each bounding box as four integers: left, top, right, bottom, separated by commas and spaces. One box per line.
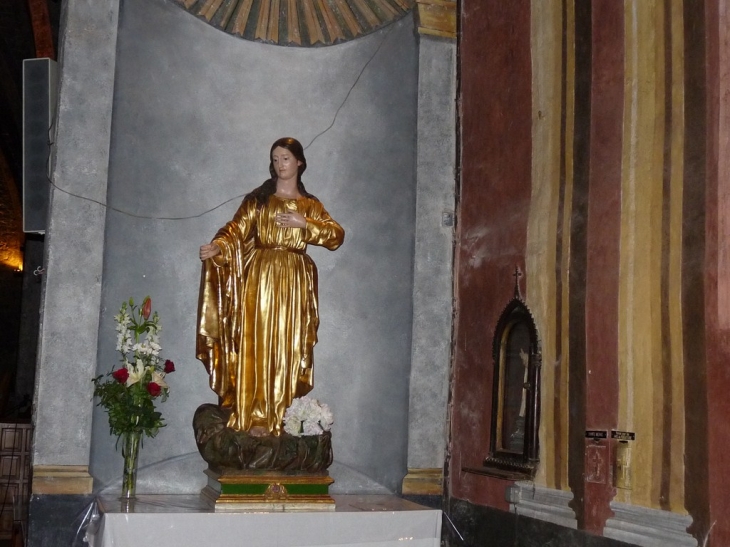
196, 138, 344, 437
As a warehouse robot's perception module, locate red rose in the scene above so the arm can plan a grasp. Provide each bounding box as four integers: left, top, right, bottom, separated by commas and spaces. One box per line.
164, 360, 175, 373
141, 297, 152, 320
112, 368, 129, 383
147, 382, 162, 397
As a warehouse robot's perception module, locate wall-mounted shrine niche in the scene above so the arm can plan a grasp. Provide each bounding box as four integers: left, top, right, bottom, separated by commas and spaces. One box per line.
173, 0, 415, 47
467, 268, 542, 481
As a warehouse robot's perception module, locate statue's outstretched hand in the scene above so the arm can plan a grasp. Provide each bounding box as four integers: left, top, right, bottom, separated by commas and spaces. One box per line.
199, 243, 221, 261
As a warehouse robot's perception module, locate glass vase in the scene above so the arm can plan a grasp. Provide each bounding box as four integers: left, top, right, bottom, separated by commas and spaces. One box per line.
121, 431, 142, 499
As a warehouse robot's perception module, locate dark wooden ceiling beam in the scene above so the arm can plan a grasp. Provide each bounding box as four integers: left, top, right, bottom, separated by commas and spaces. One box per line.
26, 0, 55, 59
0, 50, 23, 183
0, 148, 22, 225
0, 147, 24, 268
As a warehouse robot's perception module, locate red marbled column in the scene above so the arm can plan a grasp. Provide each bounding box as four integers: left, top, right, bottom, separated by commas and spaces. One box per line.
449, 0, 533, 507
704, 0, 730, 544
682, 0, 711, 541
26, 0, 55, 59
580, 0, 624, 533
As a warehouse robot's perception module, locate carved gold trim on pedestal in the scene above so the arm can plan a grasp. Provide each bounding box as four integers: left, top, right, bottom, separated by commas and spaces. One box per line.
32, 465, 94, 495
415, 0, 456, 39
401, 467, 443, 495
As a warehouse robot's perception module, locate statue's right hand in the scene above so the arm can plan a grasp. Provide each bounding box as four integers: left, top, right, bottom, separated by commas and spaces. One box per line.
199, 243, 221, 261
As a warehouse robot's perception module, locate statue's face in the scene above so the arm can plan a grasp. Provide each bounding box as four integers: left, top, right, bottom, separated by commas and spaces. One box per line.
272, 146, 302, 182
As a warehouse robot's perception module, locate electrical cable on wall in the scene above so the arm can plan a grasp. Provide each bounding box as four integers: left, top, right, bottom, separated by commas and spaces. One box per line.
443, 511, 465, 544
43, 24, 394, 223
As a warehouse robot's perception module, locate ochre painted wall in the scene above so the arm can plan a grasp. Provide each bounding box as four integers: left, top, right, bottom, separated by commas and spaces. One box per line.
450, 0, 730, 544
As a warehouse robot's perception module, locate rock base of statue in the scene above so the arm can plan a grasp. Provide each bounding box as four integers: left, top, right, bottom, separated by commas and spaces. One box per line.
201, 467, 335, 511
193, 403, 333, 471
193, 403, 335, 511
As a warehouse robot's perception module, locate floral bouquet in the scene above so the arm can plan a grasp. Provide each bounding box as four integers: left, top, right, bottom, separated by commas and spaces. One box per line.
283, 396, 334, 436
92, 297, 175, 440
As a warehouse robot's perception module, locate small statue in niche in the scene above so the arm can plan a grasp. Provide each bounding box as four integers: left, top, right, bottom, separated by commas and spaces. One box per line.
506, 347, 529, 452
195, 138, 344, 470
502, 324, 530, 453
478, 266, 542, 480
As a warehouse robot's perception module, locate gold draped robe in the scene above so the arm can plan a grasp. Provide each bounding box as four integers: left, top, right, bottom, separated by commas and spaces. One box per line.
196, 194, 344, 435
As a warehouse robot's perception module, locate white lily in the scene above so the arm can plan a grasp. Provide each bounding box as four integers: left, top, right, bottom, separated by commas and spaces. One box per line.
125, 361, 147, 387
151, 371, 168, 389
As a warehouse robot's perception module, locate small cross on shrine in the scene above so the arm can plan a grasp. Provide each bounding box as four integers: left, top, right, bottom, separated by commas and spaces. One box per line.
513, 266, 523, 299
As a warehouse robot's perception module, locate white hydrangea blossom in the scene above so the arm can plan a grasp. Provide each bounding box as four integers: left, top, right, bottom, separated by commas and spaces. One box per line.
283, 396, 334, 436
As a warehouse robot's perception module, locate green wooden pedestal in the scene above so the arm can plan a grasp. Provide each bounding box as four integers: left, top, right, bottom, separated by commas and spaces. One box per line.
201, 467, 335, 512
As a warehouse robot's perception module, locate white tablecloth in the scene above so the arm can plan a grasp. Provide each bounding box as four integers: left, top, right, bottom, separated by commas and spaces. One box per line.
91, 494, 442, 547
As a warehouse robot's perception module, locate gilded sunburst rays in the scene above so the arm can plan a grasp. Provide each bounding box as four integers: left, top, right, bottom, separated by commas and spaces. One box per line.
176, 0, 414, 46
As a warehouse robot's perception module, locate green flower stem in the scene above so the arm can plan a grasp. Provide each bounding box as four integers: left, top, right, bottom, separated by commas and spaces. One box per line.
121, 430, 142, 499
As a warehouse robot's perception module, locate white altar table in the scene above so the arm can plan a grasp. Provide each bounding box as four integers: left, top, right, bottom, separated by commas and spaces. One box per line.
92, 494, 442, 547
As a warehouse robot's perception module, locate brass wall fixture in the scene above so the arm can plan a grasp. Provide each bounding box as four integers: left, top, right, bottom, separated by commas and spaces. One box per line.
615, 441, 632, 489
611, 430, 635, 490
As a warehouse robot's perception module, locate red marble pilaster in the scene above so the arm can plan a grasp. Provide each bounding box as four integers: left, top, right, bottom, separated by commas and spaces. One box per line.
682, 0, 711, 541
26, 0, 55, 60
703, 0, 730, 544
580, 0, 624, 533
449, 0, 533, 508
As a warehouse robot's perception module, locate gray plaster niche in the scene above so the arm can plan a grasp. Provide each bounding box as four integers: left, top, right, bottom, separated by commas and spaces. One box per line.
172, 0, 415, 46
90, 0, 418, 497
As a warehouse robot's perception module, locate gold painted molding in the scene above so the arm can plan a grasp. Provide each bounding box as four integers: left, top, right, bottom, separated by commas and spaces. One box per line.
401, 467, 443, 495
528, 0, 573, 491
32, 465, 94, 495
416, 0, 456, 39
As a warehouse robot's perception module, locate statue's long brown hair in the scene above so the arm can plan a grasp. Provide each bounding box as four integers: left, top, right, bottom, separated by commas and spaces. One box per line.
244, 138, 318, 207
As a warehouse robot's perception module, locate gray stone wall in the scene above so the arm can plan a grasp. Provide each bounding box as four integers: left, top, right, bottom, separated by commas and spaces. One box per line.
89, 0, 419, 494
407, 36, 456, 471
33, 0, 120, 467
